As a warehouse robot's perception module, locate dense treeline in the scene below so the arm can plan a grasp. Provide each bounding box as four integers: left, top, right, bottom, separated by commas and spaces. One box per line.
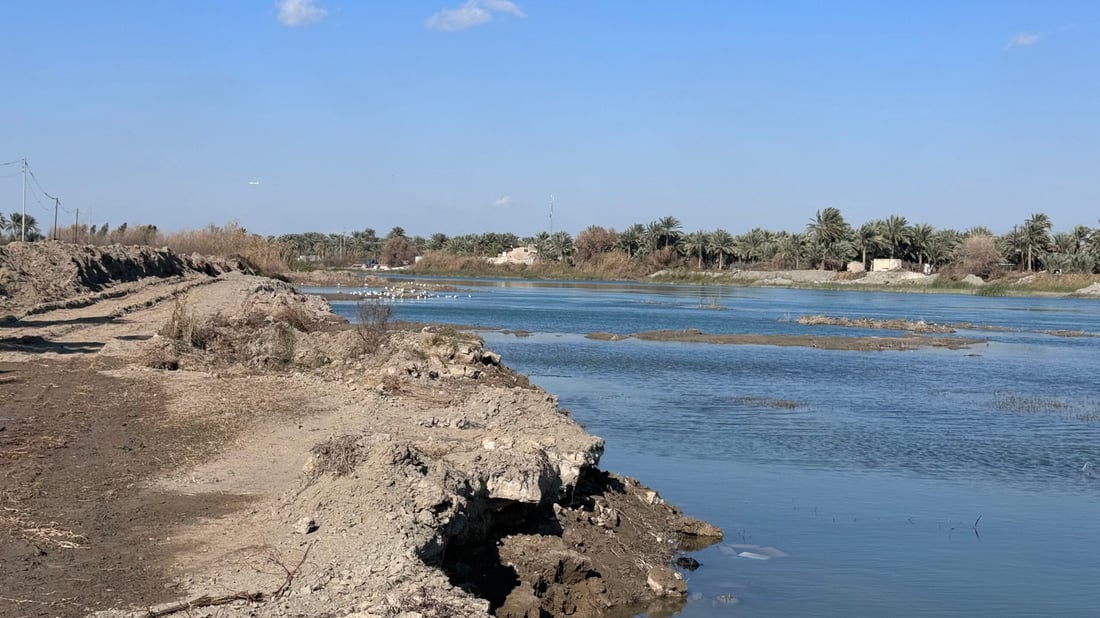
414, 210, 1100, 277
11, 209, 1100, 277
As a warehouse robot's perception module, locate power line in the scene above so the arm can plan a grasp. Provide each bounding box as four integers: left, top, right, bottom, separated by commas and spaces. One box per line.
28, 169, 59, 201
0, 158, 23, 167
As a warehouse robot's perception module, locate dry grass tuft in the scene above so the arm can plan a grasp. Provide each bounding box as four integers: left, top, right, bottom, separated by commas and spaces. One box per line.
3, 507, 87, 549
161, 221, 290, 275
355, 299, 393, 353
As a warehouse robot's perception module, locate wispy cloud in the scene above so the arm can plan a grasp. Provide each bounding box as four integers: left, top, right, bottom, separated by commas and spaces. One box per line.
493, 195, 514, 207
277, 0, 327, 27
426, 0, 525, 32
1004, 32, 1041, 51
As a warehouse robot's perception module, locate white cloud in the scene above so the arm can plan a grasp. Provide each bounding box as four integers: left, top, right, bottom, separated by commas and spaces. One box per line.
480, 0, 525, 17
493, 195, 514, 207
426, 0, 525, 32
1004, 32, 1041, 51
277, 0, 327, 27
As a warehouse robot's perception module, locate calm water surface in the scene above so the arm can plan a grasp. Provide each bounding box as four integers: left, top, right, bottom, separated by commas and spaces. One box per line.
321, 278, 1100, 617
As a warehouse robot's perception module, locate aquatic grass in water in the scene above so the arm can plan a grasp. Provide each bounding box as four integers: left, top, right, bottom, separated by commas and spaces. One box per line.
976, 282, 1011, 296
989, 394, 1100, 424
732, 396, 803, 409
989, 394, 1069, 413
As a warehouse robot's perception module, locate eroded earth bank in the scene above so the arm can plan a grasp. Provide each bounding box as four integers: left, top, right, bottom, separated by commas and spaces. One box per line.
0, 242, 720, 618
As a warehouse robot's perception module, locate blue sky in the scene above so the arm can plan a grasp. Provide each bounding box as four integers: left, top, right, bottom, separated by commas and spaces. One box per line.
3, 1, 1098, 237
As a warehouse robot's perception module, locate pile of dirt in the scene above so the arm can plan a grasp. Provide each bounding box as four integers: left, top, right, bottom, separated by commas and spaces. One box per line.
140, 284, 721, 617
144, 277, 347, 371
0, 241, 248, 315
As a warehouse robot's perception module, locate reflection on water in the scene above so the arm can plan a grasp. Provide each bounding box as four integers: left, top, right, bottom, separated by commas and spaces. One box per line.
325, 279, 1100, 617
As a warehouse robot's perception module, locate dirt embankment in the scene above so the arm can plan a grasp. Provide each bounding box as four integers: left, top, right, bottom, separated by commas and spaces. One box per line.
1, 243, 720, 618
0, 241, 249, 317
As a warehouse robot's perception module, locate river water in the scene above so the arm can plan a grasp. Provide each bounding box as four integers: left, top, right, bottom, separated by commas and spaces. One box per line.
319, 278, 1100, 617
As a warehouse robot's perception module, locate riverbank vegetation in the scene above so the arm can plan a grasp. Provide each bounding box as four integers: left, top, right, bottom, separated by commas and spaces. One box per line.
23, 208, 1100, 293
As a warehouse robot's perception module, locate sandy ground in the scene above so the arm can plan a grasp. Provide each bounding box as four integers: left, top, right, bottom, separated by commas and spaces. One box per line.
1, 244, 720, 618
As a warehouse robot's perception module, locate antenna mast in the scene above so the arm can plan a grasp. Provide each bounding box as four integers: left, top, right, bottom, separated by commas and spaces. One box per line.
549, 194, 555, 235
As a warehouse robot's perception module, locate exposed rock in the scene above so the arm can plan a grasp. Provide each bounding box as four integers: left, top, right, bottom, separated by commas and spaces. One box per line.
645, 566, 686, 596
294, 516, 318, 535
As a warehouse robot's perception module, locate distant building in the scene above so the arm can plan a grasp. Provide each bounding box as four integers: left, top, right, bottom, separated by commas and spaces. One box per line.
872, 258, 903, 272
487, 246, 537, 265
847, 261, 866, 273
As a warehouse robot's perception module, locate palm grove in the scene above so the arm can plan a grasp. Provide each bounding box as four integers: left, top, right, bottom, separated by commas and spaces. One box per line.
11, 209, 1100, 277
275, 210, 1100, 276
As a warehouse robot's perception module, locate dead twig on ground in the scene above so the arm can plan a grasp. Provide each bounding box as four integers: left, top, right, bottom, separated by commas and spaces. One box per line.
270, 541, 315, 597
141, 542, 314, 618
141, 592, 266, 618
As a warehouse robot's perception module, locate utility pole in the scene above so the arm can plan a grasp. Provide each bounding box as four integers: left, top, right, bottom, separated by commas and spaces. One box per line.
549, 194, 555, 235
74, 208, 79, 244
53, 197, 60, 241
21, 158, 27, 241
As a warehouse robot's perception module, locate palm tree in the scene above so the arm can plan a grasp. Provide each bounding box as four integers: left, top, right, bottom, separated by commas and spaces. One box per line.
616, 223, 645, 258
998, 227, 1027, 269
773, 233, 805, 269
681, 231, 709, 269
531, 231, 551, 260
427, 233, 448, 251
1022, 212, 1053, 271
807, 207, 849, 246
806, 208, 852, 270
882, 215, 911, 259
647, 216, 682, 252
657, 216, 682, 246
923, 236, 952, 271
854, 221, 885, 268
909, 223, 934, 266
548, 231, 574, 263
1070, 225, 1091, 254
0, 213, 8, 238
707, 229, 736, 270
1052, 232, 1077, 255
1087, 223, 1100, 262
747, 228, 774, 264
8, 213, 40, 241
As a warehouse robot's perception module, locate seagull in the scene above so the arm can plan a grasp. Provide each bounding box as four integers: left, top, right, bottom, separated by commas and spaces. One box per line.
248, 181, 261, 186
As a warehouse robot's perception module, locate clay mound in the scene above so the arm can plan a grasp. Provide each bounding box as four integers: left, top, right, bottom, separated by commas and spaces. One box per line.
1072, 282, 1100, 297
961, 274, 986, 286
0, 241, 248, 313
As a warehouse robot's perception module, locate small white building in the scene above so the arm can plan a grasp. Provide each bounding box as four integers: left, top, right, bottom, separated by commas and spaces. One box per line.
871, 258, 903, 272
487, 246, 537, 265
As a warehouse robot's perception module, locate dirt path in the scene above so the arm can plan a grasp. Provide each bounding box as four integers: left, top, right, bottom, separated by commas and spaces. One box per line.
0, 274, 249, 616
